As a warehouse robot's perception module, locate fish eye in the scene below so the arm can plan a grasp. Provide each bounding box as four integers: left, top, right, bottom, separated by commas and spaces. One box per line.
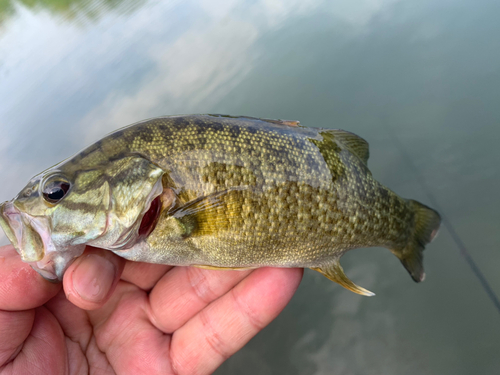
42, 180, 71, 204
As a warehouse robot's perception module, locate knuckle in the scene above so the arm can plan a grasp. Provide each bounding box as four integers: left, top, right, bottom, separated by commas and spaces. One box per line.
199, 309, 231, 361
231, 289, 266, 331
185, 268, 218, 305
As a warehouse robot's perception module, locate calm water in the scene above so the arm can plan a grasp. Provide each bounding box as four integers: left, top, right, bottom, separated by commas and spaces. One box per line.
1, 0, 499, 374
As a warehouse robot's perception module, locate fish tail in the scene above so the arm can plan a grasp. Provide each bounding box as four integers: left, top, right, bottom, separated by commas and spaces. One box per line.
393, 200, 441, 282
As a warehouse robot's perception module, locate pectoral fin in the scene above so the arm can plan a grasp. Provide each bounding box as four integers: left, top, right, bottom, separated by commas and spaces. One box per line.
170, 186, 248, 237
311, 260, 375, 296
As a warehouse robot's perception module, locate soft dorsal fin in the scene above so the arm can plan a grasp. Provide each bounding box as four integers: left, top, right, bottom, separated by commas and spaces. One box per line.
324, 130, 370, 164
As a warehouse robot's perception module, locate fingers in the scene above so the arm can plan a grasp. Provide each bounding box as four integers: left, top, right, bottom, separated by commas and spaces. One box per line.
0, 309, 34, 366
3, 307, 68, 374
63, 246, 125, 310
121, 261, 172, 291
148, 267, 252, 333
0, 246, 64, 370
0, 246, 61, 311
170, 267, 303, 375
87, 283, 174, 375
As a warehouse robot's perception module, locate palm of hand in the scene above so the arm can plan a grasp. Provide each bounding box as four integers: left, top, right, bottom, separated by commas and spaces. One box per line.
0, 246, 302, 375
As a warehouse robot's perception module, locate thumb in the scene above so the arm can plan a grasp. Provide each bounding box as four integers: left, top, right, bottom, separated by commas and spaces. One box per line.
63, 246, 125, 310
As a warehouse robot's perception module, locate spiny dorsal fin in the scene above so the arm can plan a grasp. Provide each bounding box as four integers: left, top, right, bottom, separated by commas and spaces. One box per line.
311, 259, 375, 296
263, 118, 301, 127
325, 130, 370, 164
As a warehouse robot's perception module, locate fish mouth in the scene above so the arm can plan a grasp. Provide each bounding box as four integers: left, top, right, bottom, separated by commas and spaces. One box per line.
0, 202, 45, 261
0, 202, 19, 249
0, 201, 63, 281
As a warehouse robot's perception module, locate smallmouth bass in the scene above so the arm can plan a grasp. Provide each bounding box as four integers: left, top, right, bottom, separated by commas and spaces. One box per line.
0, 115, 441, 296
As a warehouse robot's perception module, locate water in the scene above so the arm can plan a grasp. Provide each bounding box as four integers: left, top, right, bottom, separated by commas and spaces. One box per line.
1, 0, 499, 373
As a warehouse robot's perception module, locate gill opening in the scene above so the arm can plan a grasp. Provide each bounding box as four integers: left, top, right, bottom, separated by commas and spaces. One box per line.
138, 195, 161, 238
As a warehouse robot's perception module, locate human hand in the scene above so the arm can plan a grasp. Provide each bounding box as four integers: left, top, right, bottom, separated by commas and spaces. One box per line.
0, 245, 302, 374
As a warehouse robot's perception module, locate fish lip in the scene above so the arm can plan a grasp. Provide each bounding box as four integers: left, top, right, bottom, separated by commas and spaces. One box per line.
0, 201, 24, 255
0, 202, 46, 262
0, 201, 63, 281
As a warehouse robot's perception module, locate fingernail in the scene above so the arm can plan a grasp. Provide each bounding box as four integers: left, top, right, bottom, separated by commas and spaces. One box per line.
73, 254, 115, 302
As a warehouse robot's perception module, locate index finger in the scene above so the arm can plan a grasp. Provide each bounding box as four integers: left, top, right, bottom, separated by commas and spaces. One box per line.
0, 245, 61, 310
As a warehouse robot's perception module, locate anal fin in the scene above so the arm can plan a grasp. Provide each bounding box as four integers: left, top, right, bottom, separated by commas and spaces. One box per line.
311, 260, 375, 297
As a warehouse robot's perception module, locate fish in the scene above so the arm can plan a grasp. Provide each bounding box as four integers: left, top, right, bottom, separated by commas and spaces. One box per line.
0, 115, 441, 296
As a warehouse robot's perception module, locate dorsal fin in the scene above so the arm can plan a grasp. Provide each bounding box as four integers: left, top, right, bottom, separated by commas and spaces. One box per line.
263, 118, 301, 127
324, 130, 370, 164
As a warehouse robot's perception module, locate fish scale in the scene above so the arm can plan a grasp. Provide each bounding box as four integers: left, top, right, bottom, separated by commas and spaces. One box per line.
0, 114, 441, 296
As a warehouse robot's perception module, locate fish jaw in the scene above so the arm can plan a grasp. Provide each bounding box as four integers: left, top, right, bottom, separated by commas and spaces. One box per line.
0, 201, 45, 262
0, 201, 84, 281
31, 243, 85, 282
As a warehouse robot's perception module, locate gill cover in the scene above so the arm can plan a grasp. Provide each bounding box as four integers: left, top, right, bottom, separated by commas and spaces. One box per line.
43, 155, 164, 279
88, 155, 165, 250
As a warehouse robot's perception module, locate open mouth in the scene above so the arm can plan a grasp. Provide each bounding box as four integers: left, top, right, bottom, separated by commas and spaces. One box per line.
0, 202, 45, 261
0, 201, 61, 281
0, 202, 19, 249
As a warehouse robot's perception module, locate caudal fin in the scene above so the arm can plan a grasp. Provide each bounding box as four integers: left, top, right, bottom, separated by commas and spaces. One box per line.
396, 200, 441, 282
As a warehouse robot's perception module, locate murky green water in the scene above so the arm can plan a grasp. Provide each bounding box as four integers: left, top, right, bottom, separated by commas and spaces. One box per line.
1, 0, 499, 373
